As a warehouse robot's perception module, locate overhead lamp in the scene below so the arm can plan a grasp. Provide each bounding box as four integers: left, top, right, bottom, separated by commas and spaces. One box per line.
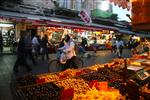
0, 23, 14, 27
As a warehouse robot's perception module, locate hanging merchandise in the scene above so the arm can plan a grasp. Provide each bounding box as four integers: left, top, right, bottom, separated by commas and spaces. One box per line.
109, 0, 131, 10
132, 0, 150, 30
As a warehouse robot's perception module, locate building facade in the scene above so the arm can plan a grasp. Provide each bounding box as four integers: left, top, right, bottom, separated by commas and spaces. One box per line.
58, 0, 112, 13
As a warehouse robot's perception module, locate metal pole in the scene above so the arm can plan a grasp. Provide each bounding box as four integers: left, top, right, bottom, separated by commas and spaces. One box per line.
123, 58, 127, 82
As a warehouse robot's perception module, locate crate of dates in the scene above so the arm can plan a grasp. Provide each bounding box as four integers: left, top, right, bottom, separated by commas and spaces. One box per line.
16, 74, 38, 87
17, 82, 62, 100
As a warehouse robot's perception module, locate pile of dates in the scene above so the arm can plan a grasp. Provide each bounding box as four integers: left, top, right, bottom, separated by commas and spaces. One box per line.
109, 80, 127, 95
20, 83, 62, 100
79, 67, 122, 82
17, 74, 38, 86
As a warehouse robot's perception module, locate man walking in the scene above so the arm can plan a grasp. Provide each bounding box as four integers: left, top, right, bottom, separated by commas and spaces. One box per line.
13, 31, 31, 72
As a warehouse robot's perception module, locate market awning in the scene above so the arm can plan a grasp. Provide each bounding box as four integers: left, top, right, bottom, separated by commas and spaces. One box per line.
0, 10, 119, 31
119, 29, 134, 35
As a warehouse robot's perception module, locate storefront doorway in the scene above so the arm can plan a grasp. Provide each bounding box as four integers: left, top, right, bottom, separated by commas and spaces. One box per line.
0, 23, 15, 54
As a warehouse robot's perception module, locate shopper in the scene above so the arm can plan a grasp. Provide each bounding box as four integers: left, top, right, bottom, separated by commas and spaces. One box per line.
93, 37, 97, 53
13, 31, 31, 72
58, 34, 78, 69
56, 38, 65, 59
24, 31, 36, 64
116, 38, 124, 58
81, 37, 88, 49
41, 34, 49, 61
37, 35, 41, 55
32, 33, 39, 58
0, 31, 3, 53
111, 38, 116, 53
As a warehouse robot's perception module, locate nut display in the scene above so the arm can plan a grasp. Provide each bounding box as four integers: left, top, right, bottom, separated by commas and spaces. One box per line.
37, 74, 59, 83
58, 69, 78, 78
54, 78, 90, 94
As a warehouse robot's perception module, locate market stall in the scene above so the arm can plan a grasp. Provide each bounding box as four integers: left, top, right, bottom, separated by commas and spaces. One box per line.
11, 52, 150, 100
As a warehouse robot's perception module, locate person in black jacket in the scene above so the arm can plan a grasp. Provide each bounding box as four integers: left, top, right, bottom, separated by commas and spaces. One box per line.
41, 34, 49, 61
13, 31, 31, 72
0, 31, 3, 52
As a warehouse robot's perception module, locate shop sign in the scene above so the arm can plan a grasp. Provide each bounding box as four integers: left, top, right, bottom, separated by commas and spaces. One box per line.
78, 10, 92, 24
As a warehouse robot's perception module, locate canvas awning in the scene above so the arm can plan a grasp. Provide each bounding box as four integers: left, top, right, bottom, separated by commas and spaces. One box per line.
0, 10, 119, 31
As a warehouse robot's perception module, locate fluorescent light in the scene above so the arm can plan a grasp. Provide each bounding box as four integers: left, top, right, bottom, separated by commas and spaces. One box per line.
27, 17, 40, 20
50, 19, 62, 22
0, 23, 14, 27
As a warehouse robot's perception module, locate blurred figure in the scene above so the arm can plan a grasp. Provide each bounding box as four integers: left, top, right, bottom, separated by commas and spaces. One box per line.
13, 31, 31, 72
128, 37, 134, 50
143, 39, 149, 53
24, 31, 36, 64
56, 38, 65, 59
93, 37, 97, 53
41, 34, 49, 61
116, 38, 124, 58
81, 37, 88, 49
32, 33, 39, 58
37, 35, 41, 55
111, 38, 116, 53
0, 31, 3, 53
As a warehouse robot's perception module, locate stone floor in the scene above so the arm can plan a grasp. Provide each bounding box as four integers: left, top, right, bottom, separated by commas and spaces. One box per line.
0, 49, 132, 100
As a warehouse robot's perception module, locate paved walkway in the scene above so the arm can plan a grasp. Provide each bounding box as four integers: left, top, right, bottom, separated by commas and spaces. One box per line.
0, 49, 132, 100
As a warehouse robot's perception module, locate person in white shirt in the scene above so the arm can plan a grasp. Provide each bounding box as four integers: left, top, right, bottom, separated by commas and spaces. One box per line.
32, 34, 39, 57
116, 38, 124, 58
58, 35, 77, 69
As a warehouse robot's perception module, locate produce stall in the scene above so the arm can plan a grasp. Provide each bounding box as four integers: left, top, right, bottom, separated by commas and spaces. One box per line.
12, 52, 150, 100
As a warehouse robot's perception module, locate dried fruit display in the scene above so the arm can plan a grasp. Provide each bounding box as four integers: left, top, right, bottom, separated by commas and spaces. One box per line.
17, 74, 38, 86
37, 74, 59, 83
19, 83, 62, 100
79, 67, 122, 82
88, 64, 104, 71
54, 78, 90, 94
73, 87, 125, 100
57, 69, 78, 78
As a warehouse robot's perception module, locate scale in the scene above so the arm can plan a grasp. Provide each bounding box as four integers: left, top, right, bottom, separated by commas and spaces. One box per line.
127, 66, 150, 85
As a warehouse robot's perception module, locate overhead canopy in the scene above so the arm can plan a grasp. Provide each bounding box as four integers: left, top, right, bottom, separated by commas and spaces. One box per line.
0, 10, 119, 31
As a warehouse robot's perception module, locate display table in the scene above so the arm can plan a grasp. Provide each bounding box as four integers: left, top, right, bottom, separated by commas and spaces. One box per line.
12, 53, 150, 100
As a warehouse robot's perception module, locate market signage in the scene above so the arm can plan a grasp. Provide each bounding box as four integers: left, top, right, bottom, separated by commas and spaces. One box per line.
78, 10, 92, 24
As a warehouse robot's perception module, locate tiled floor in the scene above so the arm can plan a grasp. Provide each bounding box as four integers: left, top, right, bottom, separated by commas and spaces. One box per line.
0, 49, 132, 100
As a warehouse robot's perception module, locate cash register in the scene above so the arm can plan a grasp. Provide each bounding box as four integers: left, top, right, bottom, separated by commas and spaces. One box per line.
127, 66, 150, 85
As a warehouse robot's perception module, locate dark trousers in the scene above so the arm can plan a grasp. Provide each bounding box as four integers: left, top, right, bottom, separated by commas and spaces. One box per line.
41, 48, 49, 61
65, 56, 78, 69
0, 44, 3, 52
13, 53, 31, 72
25, 49, 36, 64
